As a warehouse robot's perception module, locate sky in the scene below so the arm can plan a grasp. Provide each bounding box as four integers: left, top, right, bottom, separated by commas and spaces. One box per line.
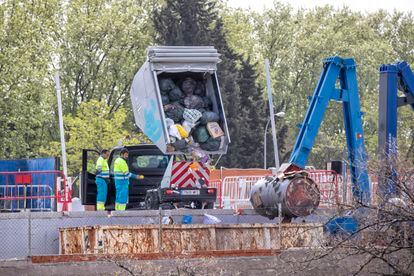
227, 0, 414, 13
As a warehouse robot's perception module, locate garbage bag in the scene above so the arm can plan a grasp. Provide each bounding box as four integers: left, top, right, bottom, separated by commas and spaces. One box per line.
165, 118, 175, 128
202, 96, 212, 109
161, 95, 170, 105
200, 137, 221, 151
164, 103, 184, 123
168, 124, 182, 140
184, 95, 204, 110
181, 77, 197, 96
194, 81, 206, 96
175, 124, 189, 138
159, 78, 175, 93
182, 120, 196, 133
166, 144, 175, 152
193, 126, 210, 143
169, 86, 184, 101
183, 108, 202, 123
200, 111, 220, 125
173, 139, 188, 151
203, 214, 221, 224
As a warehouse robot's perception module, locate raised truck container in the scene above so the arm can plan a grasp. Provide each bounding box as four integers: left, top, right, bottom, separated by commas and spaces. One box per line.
130, 46, 230, 155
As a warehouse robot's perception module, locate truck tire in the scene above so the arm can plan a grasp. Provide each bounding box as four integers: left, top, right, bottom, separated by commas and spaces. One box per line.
196, 201, 214, 209
145, 191, 160, 210
205, 202, 215, 209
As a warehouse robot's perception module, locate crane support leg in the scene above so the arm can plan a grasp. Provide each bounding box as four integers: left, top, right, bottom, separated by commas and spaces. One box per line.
289, 57, 370, 204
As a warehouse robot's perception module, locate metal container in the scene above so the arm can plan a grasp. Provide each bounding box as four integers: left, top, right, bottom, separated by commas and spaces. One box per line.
130, 46, 230, 154
59, 223, 322, 255
250, 175, 320, 219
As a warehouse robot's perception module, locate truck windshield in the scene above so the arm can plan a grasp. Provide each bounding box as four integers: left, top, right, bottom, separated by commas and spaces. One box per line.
130, 154, 169, 171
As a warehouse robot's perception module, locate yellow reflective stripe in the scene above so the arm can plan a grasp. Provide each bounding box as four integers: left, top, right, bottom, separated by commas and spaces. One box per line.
96, 156, 109, 172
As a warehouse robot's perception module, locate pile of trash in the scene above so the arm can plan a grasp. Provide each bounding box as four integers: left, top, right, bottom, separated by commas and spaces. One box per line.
159, 77, 225, 154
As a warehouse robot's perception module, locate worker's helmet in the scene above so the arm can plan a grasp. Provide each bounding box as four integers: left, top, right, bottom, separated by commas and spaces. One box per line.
120, 148, 129, 155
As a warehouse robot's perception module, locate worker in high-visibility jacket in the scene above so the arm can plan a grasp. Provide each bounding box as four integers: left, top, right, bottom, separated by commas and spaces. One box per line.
114, 148, 144, 211
95, 149, 110, 211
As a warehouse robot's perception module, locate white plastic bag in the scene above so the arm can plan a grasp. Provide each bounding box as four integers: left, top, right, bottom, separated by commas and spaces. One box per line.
165, 118, 175, 128
168, 124, 181, 140
182, 120, 196, 133
203, 213, 221, 224
183, 109, 202, 123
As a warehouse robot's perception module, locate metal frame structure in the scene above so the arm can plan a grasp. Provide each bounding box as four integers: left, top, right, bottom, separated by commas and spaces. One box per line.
288, 56, 371, 204
378, 61, 414, 198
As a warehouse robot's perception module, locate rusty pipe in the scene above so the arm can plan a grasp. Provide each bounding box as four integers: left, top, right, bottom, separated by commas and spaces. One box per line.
250, 174, 320, 219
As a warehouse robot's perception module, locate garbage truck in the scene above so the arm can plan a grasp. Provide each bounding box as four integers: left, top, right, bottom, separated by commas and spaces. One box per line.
80, 46, 230, 210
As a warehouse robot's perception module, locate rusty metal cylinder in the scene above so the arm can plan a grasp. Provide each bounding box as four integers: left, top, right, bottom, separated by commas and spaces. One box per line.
250, 175, 320, 219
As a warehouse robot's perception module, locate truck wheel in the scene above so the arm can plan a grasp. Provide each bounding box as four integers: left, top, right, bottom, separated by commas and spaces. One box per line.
205, 202, 215, 209
145, 192, 159, 210
196, 201, 215, 209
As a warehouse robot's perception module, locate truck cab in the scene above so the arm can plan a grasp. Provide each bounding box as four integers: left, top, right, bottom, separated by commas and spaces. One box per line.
80, 144, 216, 210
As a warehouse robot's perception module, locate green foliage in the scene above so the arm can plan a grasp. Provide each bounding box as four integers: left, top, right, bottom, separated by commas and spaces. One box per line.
41, 100, 149, 175
223, 3, 413, 167
1, 0, 413, 172
59, 0, 154, 114
0, 1, 60, 159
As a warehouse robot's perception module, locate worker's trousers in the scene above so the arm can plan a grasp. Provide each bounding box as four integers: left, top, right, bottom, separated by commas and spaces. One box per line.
115, 179, 129, 211
95, 177, 108, 211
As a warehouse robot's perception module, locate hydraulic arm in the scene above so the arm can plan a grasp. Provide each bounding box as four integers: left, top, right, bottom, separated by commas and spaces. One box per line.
378, 61, 414, 199
251, 57, 371, 219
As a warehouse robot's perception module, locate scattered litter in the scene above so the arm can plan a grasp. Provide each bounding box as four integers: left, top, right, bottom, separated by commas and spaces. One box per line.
203, 213, 221, 224
182, 215, 193, 224
162, 216, 174, 225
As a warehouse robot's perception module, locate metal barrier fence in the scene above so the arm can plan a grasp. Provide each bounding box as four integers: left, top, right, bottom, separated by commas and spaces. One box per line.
309, 170, 339, 207
211, 171, 393, 209
211, 171, 343, 210
0, 170, 71, 212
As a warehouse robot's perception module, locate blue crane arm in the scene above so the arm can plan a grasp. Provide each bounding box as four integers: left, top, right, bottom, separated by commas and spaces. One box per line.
288, 56, 370, 204
396, 61, 414, 110
378, 61, 414, 200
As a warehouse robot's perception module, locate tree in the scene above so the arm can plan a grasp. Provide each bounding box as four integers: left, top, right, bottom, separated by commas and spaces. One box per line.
41, 100, 149, 176
153, 0, 267, 168
58, 0, 154, 115
0, 1, 60, 159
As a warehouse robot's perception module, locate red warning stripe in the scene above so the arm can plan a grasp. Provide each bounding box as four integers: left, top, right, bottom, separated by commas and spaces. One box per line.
171, 161, 210, 188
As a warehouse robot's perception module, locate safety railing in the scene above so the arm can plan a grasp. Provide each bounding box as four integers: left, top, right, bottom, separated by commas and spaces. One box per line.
208, 179, 223, 209
212, 171, 342, 210
308, 170, 339, 208
219, 176, 267, 210
0, 170, 71, 212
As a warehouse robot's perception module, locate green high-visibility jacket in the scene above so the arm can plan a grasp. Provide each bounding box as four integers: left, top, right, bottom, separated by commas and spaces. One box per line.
114, 157, 133, 180
96, 156, 109, 178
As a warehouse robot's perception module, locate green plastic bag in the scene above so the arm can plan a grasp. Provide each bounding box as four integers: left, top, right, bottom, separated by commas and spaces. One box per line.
164, 103, 184, 123
193, 126, 210, 143
181, 77, 197, 96
194, 81, 206, 96
200, 111, 220, 125
159, 78, 175, 93
169, 87, 184, 101
184, 95, 204, 109
200, 137, 221, 151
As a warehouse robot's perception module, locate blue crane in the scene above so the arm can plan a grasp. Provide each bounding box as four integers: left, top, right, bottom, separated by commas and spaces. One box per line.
378, 61, 414, 199
289, 56, 371, 204
250, 56, 371, 222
